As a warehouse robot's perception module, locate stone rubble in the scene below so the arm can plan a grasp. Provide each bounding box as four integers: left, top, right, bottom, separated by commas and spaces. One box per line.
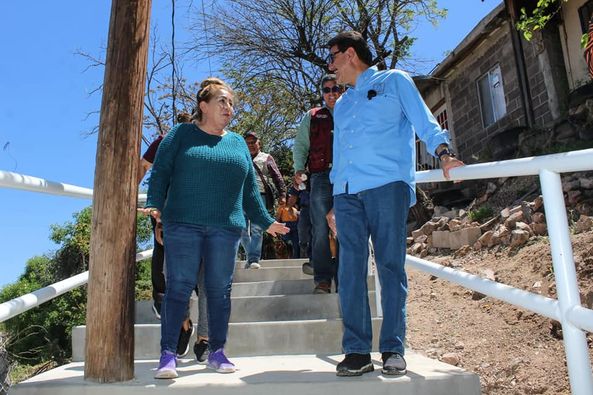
407, 172, 593, 257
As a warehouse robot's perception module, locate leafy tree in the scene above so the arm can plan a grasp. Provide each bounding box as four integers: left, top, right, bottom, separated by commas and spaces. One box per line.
227, 67, 303, 148
515, 0, 567, 41
0, 207, 153, 365
192, 0, 446, 108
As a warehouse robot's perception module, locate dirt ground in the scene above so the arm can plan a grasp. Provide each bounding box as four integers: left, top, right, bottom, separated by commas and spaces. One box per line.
407, 230, 593, 395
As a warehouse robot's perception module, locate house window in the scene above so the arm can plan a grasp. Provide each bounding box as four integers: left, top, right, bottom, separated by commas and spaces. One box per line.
435, 108, 449, 130
477, 65, 506, 128
579, 1, 593, 34
415, 106, 448, 171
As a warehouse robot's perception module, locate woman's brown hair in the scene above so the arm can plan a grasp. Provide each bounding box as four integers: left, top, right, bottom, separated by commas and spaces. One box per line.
194, 77, 233, 122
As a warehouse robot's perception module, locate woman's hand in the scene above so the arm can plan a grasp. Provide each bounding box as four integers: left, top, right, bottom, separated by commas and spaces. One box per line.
266, 221, 290, 236
137, 207, 162, 222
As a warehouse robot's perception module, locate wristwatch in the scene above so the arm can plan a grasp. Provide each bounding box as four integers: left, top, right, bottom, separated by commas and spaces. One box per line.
436, 145, 455, 161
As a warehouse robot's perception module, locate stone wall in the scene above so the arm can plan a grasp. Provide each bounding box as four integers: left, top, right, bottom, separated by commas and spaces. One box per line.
436, 21, 561, 163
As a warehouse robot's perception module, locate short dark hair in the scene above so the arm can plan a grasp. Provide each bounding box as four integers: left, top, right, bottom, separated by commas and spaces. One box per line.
320, 74, 337, 90
327, 31, 373, 66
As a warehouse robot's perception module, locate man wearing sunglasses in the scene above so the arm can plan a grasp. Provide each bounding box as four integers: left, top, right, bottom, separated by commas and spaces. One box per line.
292, 74, 343, 294
325, 31, 464, 378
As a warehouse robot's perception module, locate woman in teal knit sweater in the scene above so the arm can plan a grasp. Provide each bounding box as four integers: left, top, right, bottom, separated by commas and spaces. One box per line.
144, 78, 288, 379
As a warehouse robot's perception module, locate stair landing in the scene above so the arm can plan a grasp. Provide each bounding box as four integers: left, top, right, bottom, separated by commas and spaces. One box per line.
10, 352, 480, 395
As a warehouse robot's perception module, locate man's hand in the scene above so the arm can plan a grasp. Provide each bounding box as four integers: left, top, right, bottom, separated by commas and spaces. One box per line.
326, 208, 337, 237
440, 155, 464, 180
293, 170, 305, 187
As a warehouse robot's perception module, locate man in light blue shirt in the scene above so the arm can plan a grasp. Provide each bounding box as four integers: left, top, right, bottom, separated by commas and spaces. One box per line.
326, 31, 464, 377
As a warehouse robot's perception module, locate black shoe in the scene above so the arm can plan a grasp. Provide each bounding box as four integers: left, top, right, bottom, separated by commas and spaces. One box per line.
381, 352, 407, 375
302, 262, 313, 275
313, 281, 331, 294
176, 319, 194, 357
193, 339, 210, 364
336, 353, 374, 377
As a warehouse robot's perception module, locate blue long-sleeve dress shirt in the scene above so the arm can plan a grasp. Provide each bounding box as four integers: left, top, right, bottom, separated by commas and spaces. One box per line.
330, 66, 451, 206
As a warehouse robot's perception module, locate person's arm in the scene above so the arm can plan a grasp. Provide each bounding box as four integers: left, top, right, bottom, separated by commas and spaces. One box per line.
266, 154, 286, 200
329, 107, 341, 185
292, 111, 311, 174
137, 158, 152, 185
138, 136, 162, 185
395, 70, 464, 179
396, 70, 450, 154
145, 127, 182, 211
241, 145, 276, 229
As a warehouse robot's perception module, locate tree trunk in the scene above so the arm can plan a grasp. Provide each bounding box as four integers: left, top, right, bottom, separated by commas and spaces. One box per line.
84, 0, 151, 383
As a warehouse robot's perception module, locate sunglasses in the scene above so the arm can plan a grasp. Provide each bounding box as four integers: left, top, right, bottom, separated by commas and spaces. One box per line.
322, 86, 343, 94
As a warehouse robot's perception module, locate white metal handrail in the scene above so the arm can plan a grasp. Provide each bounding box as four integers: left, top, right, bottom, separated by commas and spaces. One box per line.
0, 170, 147, 203
1, 148, 593, 394
0, 249, 153, 323
408, 148, 593, 395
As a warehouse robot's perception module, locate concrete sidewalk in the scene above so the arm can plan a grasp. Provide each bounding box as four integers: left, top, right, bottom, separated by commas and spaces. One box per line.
10, 352, 480, 395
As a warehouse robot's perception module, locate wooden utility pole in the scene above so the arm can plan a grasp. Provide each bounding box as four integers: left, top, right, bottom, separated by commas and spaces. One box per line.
85, 0, 151, 382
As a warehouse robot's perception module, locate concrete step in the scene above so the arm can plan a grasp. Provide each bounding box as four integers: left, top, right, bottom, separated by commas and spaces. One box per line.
233, 266, 314, 282
72, 318, 383, 361
235, 258, 307, 270
136, 288, 377, 324
11, 353, 481, 395
230, 292, 377, 322
231, 277, 375, 297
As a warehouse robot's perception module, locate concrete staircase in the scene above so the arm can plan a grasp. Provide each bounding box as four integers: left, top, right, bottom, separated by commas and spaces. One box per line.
10, 258, 481, 394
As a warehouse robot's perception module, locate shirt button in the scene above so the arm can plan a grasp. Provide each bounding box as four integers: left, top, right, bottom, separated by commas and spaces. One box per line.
349, 145, 353, 149
348, 160, 353, 164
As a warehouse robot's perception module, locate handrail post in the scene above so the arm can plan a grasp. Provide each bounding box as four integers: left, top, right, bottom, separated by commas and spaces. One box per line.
539, 169, 593, 395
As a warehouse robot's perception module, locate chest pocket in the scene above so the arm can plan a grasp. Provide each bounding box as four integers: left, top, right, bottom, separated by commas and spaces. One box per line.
360, 93, 400, 132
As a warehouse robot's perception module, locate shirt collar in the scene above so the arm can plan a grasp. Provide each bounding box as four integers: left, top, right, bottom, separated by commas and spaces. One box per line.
351, 66, 377, 90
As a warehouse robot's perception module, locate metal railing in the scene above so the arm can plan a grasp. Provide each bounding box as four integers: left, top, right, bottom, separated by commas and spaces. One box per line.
0, 169, 149, 323
0, 250, 153, 323
402, 149, 591, 395
2, 149, 593, 394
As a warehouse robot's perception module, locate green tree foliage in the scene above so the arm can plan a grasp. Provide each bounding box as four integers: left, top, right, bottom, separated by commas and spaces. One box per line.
0, 207, 153, 365
516, 0, 567, 41
192, 0, 446, 109
227, 67, 302, 149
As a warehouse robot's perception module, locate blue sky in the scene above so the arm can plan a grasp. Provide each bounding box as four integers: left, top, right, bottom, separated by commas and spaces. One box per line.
0, 0, 501, 289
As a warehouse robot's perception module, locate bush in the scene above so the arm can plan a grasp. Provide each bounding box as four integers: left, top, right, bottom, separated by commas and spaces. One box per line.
469, 206, 494, 223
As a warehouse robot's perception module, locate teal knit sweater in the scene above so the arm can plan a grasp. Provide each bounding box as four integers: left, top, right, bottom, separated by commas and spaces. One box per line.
145, 123, 275, 230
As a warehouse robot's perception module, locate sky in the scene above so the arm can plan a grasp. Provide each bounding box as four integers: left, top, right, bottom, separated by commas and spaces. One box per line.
0, 0, 502, 290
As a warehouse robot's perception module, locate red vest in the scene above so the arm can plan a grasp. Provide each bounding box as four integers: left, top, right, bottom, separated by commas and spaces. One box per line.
308, 107, 333, 173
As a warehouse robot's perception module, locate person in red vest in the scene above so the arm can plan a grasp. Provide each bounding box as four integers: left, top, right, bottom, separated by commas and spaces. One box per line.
292, 75, 343, 293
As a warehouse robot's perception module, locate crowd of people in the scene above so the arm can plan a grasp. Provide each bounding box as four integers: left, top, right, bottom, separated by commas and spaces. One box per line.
139, 31, 464, 380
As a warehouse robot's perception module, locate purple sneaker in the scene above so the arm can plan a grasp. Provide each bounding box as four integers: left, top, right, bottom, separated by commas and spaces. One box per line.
155, 350, 178, 379
207, 348, 236, 373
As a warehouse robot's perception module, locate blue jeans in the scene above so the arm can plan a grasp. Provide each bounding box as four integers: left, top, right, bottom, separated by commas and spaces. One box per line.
161, 222, 241, 353
334, 181, 410, 355
240, 220, 264, 263
297, 205, 311, 258
310, 171, 336, 284
282, 221, 300, 259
